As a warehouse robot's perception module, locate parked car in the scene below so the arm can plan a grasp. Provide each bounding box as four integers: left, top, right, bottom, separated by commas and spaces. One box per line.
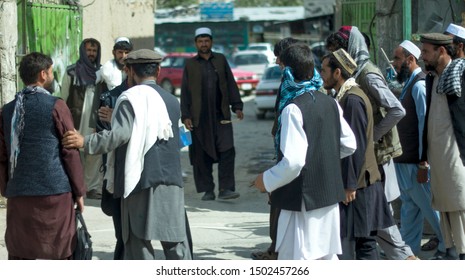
157, 52, 259, 95
228, 60, 259, 96
254, 65, 282, 119
246, 42, 275, 64
231, 50, 269, 80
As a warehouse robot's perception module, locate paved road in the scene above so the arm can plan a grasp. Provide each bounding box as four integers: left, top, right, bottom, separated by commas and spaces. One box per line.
0, 97, 438, 260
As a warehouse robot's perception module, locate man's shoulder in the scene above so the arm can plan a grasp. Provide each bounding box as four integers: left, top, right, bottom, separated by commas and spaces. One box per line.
66, 63, 77, 76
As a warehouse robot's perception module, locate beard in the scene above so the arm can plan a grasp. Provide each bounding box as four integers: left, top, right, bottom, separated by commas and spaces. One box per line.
43, 77, 55, 94
424, 64, 436, 71
395, 62, 410, 83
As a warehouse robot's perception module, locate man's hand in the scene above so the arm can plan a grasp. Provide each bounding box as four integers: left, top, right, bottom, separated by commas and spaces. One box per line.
235, 110, 244, 120
75, 196, 84, 213
253, 173, 267, 193
183, 118, 194, 131
62, 129, 84, 149
98, 106, 113, 123
343, 189, 356, 205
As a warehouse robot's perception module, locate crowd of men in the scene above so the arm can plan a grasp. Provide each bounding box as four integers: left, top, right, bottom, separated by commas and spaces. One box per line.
1, 22, 465, 260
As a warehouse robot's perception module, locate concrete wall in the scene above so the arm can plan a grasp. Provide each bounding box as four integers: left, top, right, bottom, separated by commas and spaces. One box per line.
81, 0, 156, 63
0, 0, 18, 105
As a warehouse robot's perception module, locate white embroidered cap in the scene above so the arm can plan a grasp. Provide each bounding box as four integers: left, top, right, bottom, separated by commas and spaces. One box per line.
400, 40, 421, 59
445, 23, 465, 39
195, 27, 212, 38
115, 37, 131, 44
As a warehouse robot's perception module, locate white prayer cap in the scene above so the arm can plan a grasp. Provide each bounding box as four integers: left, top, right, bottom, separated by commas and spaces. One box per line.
445, 23, 465, 39
195, 27, 212, 38
115, 37, 130, 44
399, 40, 421, 59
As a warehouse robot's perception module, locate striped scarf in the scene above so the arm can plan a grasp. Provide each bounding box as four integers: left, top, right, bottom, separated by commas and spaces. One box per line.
10, 86, 51, 178
274, 66, 322, 158
437, 58, 465, 97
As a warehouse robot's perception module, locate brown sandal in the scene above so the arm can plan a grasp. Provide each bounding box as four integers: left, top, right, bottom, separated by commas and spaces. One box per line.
251, 250, 278, 260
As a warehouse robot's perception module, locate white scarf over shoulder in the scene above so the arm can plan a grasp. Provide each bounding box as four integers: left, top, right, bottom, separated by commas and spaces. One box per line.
105, 84, 173, 198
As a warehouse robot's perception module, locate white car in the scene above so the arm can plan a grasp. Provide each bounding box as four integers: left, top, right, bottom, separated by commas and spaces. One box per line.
254, 65, 282, 119
231, 50, 269, 80
247, 42, 275, 64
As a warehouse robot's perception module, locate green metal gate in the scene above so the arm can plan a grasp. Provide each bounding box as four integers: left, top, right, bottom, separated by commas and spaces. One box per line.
17, 1, 82, 98
340, 0, 377, 57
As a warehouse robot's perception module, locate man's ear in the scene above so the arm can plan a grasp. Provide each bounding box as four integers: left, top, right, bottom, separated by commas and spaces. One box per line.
38, 69, 47, 83
155, 65, 161, 78
334, 68, 341, 79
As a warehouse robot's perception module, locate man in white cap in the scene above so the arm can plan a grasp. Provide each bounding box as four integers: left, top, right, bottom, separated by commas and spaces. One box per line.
181, 27, 244, 201
97, 37, 133, 90
445, 23, 465, 59
391, 40, 445, 258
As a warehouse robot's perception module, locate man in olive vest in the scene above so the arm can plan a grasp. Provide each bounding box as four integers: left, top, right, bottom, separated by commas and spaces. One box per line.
325, 26, 417, 260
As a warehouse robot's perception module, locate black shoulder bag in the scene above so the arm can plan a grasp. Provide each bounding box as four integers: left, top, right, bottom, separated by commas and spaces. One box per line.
73, 210, 93, 260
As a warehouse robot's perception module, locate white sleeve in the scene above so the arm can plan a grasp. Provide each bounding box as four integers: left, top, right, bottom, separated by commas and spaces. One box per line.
263, 104, 307, 192
336, 101, 357, 158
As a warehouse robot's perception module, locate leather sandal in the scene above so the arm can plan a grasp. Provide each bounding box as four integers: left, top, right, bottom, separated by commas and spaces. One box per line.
251, 250, 278, 260
421, 237, 439, 251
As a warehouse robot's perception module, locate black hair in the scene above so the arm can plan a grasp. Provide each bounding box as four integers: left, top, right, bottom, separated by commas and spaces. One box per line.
280, 43, 314, 81
113, 41, 133, 51
19, 52, 53, 85
195, 34, 212, 41
273, 37, 300, 57
432, 44, 455, 57
322, 53, 352, 80
325, 32, 348, 51
129, 63, 159, 78
453, 36, 465, 52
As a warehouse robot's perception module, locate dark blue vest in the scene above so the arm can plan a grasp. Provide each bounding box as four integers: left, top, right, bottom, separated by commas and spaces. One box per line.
2, 91, 71, 197
394, 72, 425, 163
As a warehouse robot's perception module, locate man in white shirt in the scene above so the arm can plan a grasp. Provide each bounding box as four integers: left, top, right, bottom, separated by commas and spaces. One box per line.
253, 44, 356, 260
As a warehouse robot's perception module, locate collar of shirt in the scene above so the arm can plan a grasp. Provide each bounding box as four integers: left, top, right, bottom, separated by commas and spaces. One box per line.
400, 67, 423, 101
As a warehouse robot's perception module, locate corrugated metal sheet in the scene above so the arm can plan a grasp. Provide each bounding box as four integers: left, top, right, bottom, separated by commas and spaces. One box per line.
18, 2, 82, 98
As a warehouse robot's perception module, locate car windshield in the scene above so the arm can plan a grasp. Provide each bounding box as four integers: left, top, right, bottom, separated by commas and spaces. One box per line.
233, 54, 268, 65
248, 46, 267, 51
263, 66, 282, 80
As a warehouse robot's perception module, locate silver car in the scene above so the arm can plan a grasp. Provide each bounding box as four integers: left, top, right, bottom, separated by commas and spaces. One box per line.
231, 50, 269, 80
254, 65, 282, 119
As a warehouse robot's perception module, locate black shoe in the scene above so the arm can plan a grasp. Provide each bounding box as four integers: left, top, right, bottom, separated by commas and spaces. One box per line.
218, 190, 240, 200
430, 249, 458, 260
201, 191, 215, 201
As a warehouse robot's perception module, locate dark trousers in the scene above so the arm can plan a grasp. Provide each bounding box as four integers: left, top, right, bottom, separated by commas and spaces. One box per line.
339, 236, 379, 260
112, 198, 124, 260
191, 147, 236, 193
268, 200, 281, 252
